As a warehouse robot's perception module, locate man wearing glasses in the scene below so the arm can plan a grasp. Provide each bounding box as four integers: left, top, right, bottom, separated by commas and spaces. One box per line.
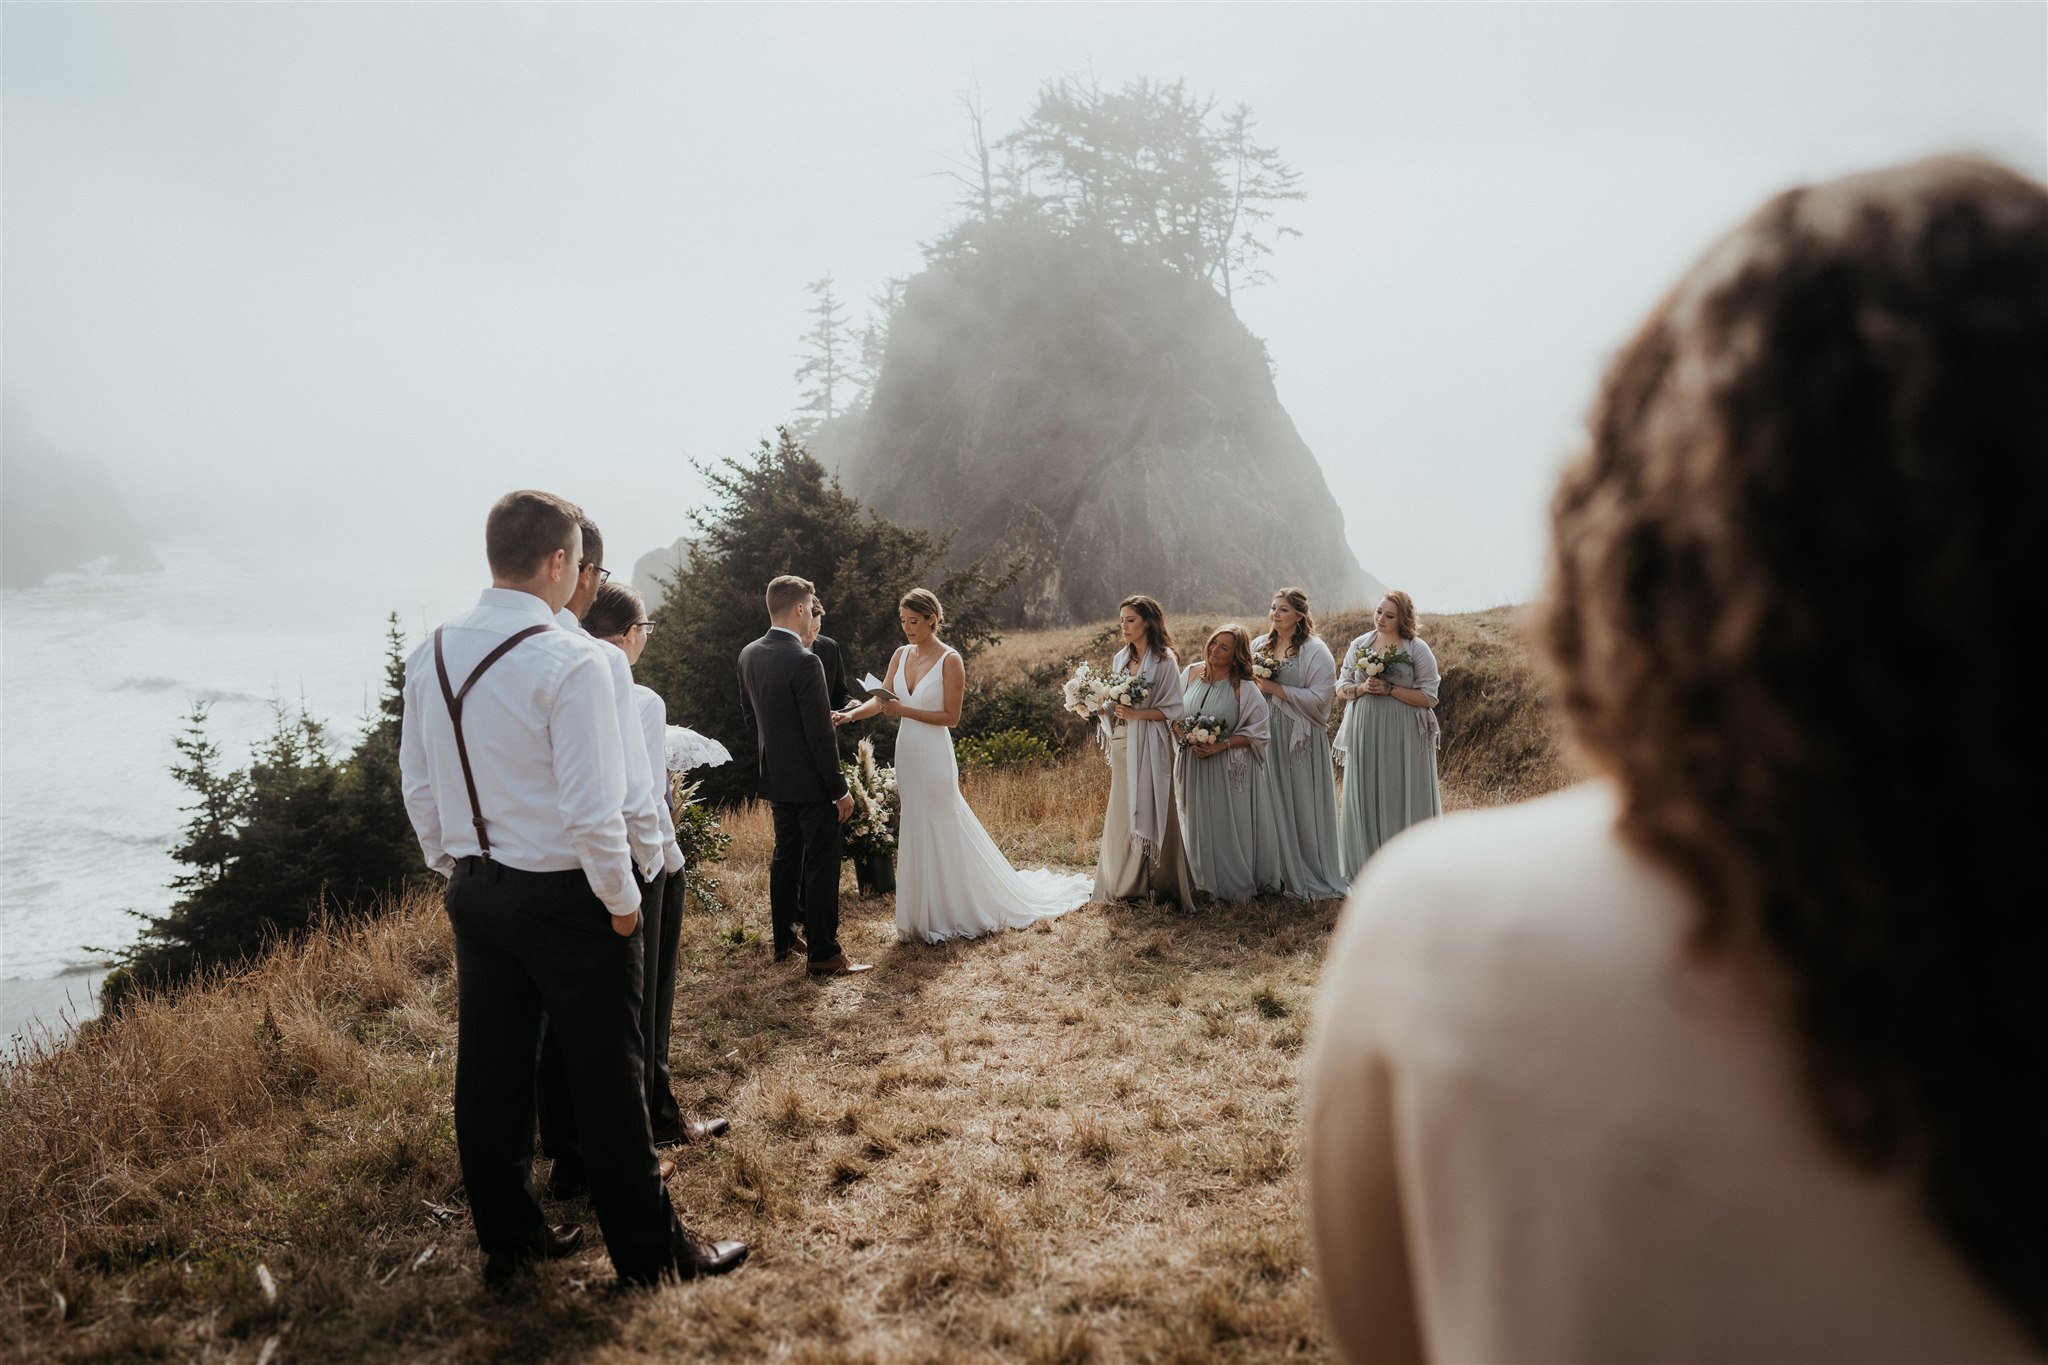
537, 515, 679, 1198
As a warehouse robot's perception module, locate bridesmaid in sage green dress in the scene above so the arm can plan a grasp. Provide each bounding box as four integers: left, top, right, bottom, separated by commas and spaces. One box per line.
1175, 624, 1271, 903
1334, 590, 1443, 877
1251, 587, 1348, 900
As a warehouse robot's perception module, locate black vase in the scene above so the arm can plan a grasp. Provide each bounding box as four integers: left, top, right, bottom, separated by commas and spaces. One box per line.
854, 850, 896, 895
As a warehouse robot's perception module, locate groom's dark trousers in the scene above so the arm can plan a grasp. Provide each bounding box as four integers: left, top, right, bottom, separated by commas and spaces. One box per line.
444, 857, 683, 1282
770, 801, 843, 960
738, 627, 850, 965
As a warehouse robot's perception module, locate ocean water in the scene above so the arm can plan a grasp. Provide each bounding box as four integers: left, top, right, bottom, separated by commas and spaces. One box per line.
0, 542, 476, 1012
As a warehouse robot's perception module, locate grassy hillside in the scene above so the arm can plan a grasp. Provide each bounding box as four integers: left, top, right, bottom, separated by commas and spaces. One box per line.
0, 607, 1572, 1362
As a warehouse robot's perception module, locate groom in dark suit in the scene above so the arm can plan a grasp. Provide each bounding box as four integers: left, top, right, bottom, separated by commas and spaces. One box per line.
738, 575, 872, 976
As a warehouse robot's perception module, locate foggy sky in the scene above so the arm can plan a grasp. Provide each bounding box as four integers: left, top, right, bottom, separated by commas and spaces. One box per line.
4, 3, 2043, 612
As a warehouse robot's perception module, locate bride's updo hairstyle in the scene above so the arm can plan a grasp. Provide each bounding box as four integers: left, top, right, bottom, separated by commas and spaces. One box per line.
1542, 155, 2048, 1343
900, 588, 944, 626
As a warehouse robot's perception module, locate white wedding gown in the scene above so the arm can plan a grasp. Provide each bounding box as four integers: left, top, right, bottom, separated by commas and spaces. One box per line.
890, 646, 1092, 943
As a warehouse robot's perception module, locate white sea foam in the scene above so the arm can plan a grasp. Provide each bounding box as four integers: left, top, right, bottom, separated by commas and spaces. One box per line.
0, 541, 476, 989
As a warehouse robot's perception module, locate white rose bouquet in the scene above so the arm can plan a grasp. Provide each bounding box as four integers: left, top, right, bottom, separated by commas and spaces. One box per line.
1251, 648, 1283, 680
1098, 669, 1151, 716
1062, 661, 1109, 718
1178, 714, 1230, 749
1349, 644, 1412, 686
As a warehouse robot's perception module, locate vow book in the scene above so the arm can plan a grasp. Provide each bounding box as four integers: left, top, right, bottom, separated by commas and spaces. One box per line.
859, 672, 898, 701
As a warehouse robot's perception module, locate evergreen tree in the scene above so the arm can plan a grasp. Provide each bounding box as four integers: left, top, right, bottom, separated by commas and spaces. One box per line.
792, 276, 851, 436
107, 618, 429, 1004
637, 428, 1019, 804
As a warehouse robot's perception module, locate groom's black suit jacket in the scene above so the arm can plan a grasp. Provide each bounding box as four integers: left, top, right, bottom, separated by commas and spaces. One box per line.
738, 629, 849, 805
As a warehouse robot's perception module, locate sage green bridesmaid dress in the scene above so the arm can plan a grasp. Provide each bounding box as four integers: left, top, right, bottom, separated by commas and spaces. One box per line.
1178, 672, 1262, 903
1337, 633, 1444, 877
1251, 636, 1348, 900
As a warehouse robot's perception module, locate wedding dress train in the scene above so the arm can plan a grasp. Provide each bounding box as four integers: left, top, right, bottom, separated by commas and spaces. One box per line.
891, 647, 1092, 943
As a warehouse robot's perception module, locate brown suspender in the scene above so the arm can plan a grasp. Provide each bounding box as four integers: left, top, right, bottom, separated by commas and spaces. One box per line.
433, 624, 551, 861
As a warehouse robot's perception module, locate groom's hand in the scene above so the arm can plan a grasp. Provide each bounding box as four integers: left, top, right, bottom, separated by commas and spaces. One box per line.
610, 910, 640, 937
836, 794, 854, 822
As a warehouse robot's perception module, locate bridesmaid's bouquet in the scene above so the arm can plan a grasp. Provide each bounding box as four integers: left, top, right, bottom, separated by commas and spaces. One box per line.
1179, 714, 1230, 748
1349, 644, 1412, 679
1251, 648, 1282, 680
1061, 662, 1150, 718
1099, 670, 1151, 714
841, 737, 899, 860
1061, 661, 1108, 718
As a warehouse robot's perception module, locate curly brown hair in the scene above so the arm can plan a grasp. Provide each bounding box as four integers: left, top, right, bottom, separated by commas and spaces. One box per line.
1542, 155, 2048, 1344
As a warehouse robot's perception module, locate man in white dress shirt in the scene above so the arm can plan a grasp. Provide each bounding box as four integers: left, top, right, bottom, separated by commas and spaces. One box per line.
399, 489, 746, 1289
534, 515, 725, 1197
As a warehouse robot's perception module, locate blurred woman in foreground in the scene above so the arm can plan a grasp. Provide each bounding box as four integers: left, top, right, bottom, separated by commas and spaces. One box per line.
1306, 157, 2048, 1361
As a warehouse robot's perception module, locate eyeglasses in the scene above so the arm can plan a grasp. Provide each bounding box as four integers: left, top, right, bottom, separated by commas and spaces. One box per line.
580, 561, 611, 583
633, 620, 657, 635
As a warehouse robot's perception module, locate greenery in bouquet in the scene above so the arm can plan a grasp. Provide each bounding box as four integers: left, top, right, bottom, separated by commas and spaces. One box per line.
1251, 648, 1282, 680
667, 773, 732, 908
841, 737, 900, 861
1178, 713, 1230, 748
1348, 643, 1413, 680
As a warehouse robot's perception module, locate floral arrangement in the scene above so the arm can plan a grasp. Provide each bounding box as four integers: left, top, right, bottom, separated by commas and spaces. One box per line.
1251, 648, 1283, 680
1061, 661, 1151, 719
1349, 644, 1412, 680
1179, 714, 1230, 748
841, 737, 899, 861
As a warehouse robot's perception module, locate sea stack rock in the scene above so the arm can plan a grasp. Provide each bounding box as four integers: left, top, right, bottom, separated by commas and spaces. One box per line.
827, 231, 1379, 626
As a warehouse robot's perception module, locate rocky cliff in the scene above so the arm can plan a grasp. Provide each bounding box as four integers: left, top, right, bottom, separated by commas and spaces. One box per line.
824, 230, 1378, 626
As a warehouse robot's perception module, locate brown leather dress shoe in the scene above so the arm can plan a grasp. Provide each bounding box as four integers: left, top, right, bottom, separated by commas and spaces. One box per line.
654, 1115, 732, 1146
773, 936, 809, 964
673, 1231, 749, 1280
806, 953, 874, 976
484, 1223, 584, 1290
657, 1156, 676, 1181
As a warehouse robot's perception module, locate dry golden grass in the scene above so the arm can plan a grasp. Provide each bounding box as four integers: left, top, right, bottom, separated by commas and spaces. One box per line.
1, 609, 1566, 1362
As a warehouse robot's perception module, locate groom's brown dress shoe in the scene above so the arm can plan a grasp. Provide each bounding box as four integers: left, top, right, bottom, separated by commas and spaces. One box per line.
483, 1223, 584, 1290
773, 936, 809, 964
807, 953, 874, 976
673, 1230, 750, 1280
652, 1115, 731, 1146
657, 1156, 676, 1181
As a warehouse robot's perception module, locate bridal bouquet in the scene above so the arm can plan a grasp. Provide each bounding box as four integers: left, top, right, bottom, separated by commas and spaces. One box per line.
1251, 648, 1283, 680
1099, 669, 1150, 714
841, 737, 899, 861
1179, 714, 1230, 748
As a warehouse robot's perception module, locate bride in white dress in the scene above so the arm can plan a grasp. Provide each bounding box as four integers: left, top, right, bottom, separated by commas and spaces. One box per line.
835, 588, 1093, 944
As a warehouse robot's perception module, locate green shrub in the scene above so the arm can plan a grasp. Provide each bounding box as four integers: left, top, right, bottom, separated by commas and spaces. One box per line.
955, 728, 1058, 770
958, 679, 1068, 745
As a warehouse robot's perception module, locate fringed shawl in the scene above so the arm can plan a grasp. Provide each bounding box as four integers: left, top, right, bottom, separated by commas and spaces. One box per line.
1253, 632, 1337, 756
1175, 665, 1272, 798
1104, 645, 1184, 857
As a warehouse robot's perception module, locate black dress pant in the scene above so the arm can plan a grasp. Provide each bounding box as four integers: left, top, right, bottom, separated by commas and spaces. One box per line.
538, 866, 664, 1179
770, 799, 843, 962
445, 858, 681, 1282
647, 872, 685, 1136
